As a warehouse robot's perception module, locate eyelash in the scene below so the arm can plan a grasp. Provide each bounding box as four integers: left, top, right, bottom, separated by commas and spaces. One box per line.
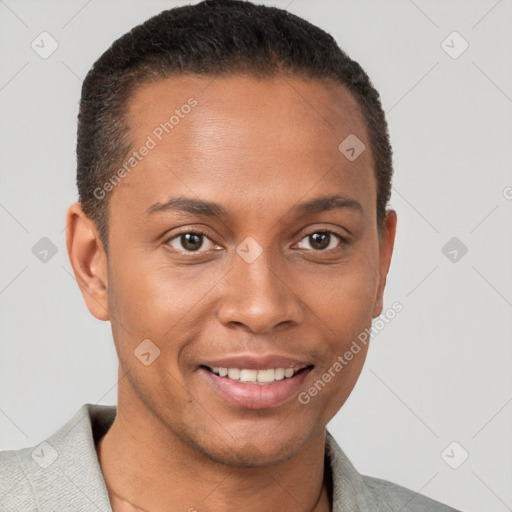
164, 228, 347, 254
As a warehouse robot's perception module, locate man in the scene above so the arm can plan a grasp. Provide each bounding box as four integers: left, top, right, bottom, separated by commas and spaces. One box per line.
0, 1, 460, 510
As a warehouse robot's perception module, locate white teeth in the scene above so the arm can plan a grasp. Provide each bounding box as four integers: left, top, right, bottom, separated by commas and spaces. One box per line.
256, 369, 275, 383
239, 369, 258, 382
274, 368, 285, 380
209, 366, 302, 383
227, 368, 240, 380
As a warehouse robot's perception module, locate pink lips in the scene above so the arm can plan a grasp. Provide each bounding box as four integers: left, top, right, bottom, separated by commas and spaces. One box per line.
198, 354, 313, 409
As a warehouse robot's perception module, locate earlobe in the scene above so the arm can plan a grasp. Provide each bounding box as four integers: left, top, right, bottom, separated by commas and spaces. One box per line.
373, 209, 397, 318
65, 202, 110, 321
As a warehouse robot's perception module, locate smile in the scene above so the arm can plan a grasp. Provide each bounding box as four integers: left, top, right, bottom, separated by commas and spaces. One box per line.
206, 366, 305, 384
199, 360, 314, 409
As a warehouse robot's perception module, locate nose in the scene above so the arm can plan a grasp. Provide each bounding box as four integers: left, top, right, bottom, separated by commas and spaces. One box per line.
216, 248, 304, 334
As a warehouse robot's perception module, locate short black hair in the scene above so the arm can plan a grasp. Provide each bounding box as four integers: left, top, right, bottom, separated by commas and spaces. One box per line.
77, 0, 393, 254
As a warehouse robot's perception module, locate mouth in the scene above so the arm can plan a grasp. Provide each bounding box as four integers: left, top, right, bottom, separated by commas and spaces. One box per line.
201, 365, 312, 384
198, 357, 314, 409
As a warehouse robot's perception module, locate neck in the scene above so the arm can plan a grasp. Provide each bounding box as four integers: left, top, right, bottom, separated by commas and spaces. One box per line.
96, 385, 331, 512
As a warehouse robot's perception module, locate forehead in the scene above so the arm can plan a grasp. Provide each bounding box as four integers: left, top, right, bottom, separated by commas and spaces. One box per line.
111, 74, 375, 223
127, 73, 368, 154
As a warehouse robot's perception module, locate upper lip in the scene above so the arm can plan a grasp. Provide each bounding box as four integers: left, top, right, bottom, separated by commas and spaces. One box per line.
201, 355, 313, 371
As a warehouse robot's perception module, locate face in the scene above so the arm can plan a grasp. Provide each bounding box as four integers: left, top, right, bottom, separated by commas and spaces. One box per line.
69, 74, 396, 467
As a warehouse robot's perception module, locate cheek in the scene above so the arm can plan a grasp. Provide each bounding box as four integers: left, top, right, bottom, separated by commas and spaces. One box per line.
299, 253, 378, 408
106, 259, 228, 376
108, 256, 215, 328
304, 252, 380, 334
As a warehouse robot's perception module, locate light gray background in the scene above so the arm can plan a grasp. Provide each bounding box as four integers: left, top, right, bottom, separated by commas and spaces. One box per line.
1, 1, 511, 511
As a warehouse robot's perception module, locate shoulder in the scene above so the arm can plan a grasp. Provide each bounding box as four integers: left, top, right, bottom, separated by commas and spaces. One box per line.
361, 475, 461, 512
0, 404, 116, 512
0, 447, 38, 511
325, 431, 461, 512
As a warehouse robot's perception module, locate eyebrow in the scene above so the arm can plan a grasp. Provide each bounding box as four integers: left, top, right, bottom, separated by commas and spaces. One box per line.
146, 196, 229, 217
292, 194, 363, 216
145, 194, 363, 217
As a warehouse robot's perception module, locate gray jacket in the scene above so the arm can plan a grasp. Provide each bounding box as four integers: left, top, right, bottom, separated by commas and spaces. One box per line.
0, 404, 460, 511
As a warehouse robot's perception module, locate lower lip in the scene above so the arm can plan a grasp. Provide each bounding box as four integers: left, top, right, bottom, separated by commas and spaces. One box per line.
200, 367, 312, 410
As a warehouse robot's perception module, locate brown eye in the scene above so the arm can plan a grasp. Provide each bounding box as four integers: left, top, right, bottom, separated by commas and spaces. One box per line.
166, 232, 216, 253
296, 231, 343, 251
180, 233, 204, 251
309, 233, 330, 250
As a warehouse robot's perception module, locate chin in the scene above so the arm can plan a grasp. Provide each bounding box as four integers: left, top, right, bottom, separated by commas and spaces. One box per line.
185, 425, 310, 468
206, 441, 301, 468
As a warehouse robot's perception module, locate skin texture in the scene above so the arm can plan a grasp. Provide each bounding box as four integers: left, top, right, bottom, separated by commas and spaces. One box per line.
66, 74, 397, 512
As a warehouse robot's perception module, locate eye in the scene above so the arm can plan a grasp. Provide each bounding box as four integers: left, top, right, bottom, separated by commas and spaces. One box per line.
165, 231, 217, 253
296, 230, 344, 251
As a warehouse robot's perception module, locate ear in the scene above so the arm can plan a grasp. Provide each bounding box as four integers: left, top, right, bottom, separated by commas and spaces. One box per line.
373, 209, 397, 318
65, 202, 110, 321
